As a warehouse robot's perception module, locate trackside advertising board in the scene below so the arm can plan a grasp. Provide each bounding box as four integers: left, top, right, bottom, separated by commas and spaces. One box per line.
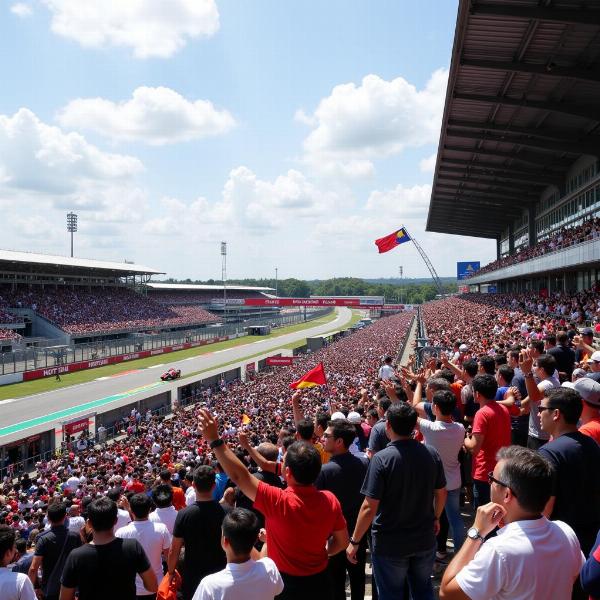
457, 262, 480, 280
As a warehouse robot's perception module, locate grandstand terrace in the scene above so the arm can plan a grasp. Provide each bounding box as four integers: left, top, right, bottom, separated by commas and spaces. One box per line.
427, 0, 600, 295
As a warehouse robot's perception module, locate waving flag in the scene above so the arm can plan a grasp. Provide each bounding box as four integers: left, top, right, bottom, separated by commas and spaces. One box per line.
290, 362, 327, 389
241, 414, 251, 425
375, 227, 411, 253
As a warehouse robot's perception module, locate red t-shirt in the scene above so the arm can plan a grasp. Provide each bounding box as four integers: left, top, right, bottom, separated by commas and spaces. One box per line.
579, 417, 600, 445
171, 486, 186, 511
471, 401, 511, 482
126, 480, 145, 494
253, 481, 346, 576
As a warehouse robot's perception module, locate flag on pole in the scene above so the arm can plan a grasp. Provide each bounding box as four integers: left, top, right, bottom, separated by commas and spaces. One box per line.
289, 362, 327, 389
375, 227, 411, 253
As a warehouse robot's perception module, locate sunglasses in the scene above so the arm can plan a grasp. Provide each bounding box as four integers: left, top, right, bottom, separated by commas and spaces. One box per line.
488, 471, 517, 497
537, 405, 555, 414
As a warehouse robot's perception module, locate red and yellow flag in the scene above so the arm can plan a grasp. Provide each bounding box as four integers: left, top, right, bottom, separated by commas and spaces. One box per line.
289, 362, 327, 389
241, 414, 251, 425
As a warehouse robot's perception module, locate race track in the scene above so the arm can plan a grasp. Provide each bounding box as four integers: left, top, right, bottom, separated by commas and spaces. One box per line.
0, 308, 353, 436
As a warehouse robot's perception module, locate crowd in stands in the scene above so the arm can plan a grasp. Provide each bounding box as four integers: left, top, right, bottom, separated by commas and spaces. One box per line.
150, 290, 267, 304
2, 289, 600, 599
0, 286, 218, 336
468, 216, 600, 277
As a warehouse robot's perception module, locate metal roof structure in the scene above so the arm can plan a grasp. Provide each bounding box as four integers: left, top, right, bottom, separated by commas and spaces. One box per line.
147, 283, 274, 292
426, 0, 600, 239
0, 249, 163, 275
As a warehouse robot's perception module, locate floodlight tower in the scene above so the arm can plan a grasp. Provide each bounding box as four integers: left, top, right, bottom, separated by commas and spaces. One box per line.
221, 242, 227, 323
67, 212, 78, 257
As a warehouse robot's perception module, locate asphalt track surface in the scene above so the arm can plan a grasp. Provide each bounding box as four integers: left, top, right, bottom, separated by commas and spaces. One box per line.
0, 308, 353, 438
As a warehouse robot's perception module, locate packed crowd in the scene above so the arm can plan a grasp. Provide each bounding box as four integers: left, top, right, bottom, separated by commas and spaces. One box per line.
150, 290, 267, 304
2, 296, 600, 600
0, 286, 218, 336
468, 216, 600, 277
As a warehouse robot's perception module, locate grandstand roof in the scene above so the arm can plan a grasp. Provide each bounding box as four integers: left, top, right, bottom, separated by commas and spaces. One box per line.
426, 0, 600, 239
148, 283, 274, 292
0, 249, 163, 275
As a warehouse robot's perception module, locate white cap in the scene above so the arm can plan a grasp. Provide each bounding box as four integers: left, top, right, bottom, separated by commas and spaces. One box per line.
330, 411, 346, 420
586, 351, 600, 363
347, 411, 362, 424
459, 344, 469, 352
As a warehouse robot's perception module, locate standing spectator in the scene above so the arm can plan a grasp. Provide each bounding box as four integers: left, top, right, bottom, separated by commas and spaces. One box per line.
581, 528, 600, 600
463, 374, 511, 508
158, 470, 186, 511
547, 332, 576, 380
116, 493, 172, 600
575, 377, 600, 444
107, 488, 132, 530
520, 353, 559, 449
60, 497, 157, 600
0, 525, 36, 600
418, 390, 466, 555
440, 446, 584, 600
192, 508, 283, 600
378, 357, 395, 381
183, 473, 196, 507
366, 397, 392, 457
197, 409, 348, 600
11, 538, 34, 575
538, 388, 600, 560
507, 349, 528, 446
167, 466, 226, 600
28, 502, 81, 600
347, 403, 446, 600
586, 351, 600, 383
149, 485, 177, 535
316, 418, 368, 600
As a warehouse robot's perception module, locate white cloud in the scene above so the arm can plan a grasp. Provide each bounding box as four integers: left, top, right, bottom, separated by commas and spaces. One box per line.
143, 167, 341, 236
419, 152, 437, 173
365, 183, 431, 219
11, 3, 32, 17
57, 86, 235, 145
42, 0, 219, 58
300, 69, 448, 176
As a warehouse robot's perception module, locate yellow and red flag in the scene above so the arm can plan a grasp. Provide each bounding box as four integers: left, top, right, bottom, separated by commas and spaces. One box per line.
241, 414, 251, 425
289, 362, 327, 389
375, 227, 411, 254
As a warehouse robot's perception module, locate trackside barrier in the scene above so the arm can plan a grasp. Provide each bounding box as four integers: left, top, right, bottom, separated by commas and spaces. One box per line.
0, 372, 23, 385
20, 336, 234, 382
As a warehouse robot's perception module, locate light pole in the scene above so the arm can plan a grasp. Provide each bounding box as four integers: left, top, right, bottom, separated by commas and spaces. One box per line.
221, 242, 227, 323
67, 212, 78, 257
275, 267, 278, 298
399, 266, 403, 304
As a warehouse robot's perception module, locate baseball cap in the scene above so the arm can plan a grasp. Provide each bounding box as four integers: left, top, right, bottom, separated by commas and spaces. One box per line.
330, 411, 346, 421
572, 368, 587, 380
574, 378, 600, 407
582, 327, 594, 337
561, 381, 576, 389
586, 351, 600, 363
459, 344, 469, 352
347, 411, 362, 424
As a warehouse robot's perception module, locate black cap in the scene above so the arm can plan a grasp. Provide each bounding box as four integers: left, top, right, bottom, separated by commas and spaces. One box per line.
582, 327, 594, 337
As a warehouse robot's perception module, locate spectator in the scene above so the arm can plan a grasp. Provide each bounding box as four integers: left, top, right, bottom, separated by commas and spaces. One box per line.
60, 497, 157, 600
586, 351, 600, 383
347, 403, 446, 600
440, 446, 584, 600
575, 377, 600, 444
463, 374, 511, 508
197, 408, 348, 600
538, 388, 600, 560
116, 493, 172, 600
316, 418, 368, 600
149, 485, 177, 535
366, 397, 392, 457
167, 466, 226, 600
0, 525, 36, 600
547, 331, 576, 380
28, 502, 81, 600
192, 508, 283, 600
581, 528, 600, 600
378, 357, 395, 381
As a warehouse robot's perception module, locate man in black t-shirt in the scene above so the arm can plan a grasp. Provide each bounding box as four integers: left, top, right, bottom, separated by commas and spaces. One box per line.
167, 465, 226, 600
28, 502, 81, 600
60, 497, 157, 600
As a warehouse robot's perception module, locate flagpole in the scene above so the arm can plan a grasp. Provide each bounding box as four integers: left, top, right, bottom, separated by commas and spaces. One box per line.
401, 226, 445, 297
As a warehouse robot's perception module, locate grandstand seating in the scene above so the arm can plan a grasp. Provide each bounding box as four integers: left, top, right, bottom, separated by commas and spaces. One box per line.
149, 290, 267, 304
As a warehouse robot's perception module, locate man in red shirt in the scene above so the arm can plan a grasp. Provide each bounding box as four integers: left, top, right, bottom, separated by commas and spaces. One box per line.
197, 408, 348, 600
575, 377, 600, 443
126, 471, 146, 494
463, 374, 511, 508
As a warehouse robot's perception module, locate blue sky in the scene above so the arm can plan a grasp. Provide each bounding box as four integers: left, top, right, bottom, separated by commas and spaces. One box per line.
0, 0, 495, 280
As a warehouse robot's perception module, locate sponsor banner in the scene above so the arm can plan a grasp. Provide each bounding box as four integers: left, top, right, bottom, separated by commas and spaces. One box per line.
457, 261, 480, 280
245, 298, 367, 307
266, 356, 295, 366
150, 348, 165, 356
379, 304, 405, 311
64, 417, 89, 435
211, 298, 245, 305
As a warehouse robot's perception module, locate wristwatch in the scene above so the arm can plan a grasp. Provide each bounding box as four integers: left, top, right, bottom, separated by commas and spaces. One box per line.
349, 537, 360, 546
467, 527, 485, 543
209, 438, 225, 450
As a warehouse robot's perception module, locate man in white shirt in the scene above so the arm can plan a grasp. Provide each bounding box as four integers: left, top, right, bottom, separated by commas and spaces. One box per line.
440, 446, 584, 600
184, 473, 196, 507
107, 487, 131, 530
0, 525, 36, 600
378, 356, 396, 381
116, 493, 172, 598
418, 390, 466, 552
149, 485, 178, 535
193, 508, 283, 600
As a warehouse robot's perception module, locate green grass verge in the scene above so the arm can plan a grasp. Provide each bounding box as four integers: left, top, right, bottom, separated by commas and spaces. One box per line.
0, 310, 343, 401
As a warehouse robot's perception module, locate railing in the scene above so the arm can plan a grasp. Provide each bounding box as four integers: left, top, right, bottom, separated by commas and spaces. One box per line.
0, 308, 332, 375
0, 450, 54, 480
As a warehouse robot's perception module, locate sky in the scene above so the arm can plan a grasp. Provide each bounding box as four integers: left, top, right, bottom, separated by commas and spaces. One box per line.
0, 0, 496, 281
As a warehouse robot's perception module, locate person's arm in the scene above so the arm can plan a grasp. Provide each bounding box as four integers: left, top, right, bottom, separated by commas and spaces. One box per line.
167, 536, 184, 576
59, 587, 76, 600
581, 530, 600, 596
291, 391, 304, 426
519, 352, 543, 402
327, 528, 350, 557
139, 567, 158, 593
28, 555, 42, 590
463, 432, 484, 455
346, 497, 379, 563
239, 432, 277, 474
440, 502, 506, 600
434, 487, 447, 535
441, 356, 465, 380
198, 409, 260, 502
